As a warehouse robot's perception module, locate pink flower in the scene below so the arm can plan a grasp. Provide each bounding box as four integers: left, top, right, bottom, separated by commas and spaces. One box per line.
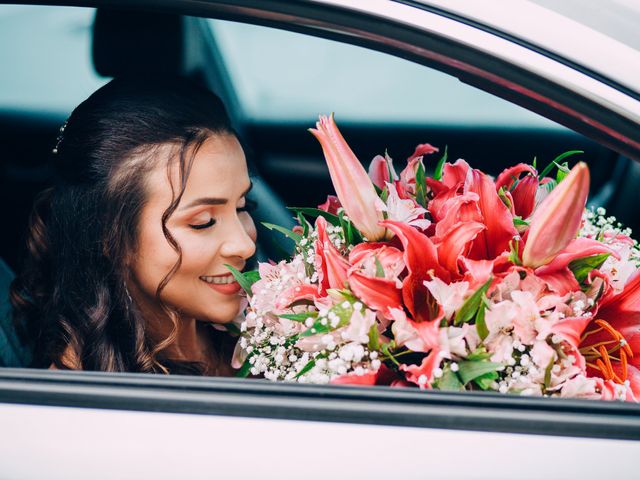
309, 114, 386, 240
347, 242, 405, 316
368, 153, 397, 190
400, 348, 442, 389
534, 237, 615, 295
318, 195, 341, 215
522, 162, 590, 268
331, 363, 401, 386
423, 277, 469, 320
314, 216, 349, 294
375, 182, 431, 230
380, 219, 448, 349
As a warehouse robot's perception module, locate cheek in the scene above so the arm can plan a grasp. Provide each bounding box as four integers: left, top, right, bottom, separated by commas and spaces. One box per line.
131, 217, 181, 296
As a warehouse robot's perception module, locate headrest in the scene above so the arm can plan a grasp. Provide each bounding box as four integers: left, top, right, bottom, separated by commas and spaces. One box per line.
92, 9, 184, 78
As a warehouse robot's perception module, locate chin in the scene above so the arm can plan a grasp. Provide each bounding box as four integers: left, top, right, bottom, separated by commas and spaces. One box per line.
196, 301, 243, 325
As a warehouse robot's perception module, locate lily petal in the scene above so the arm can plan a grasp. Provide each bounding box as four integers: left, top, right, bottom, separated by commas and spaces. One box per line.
522, 162, 590, 267
309, 114, 386, 240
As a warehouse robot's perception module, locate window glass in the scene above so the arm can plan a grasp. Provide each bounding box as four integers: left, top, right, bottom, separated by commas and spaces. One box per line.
0, 5, 108, 114
208, 19, 561, 129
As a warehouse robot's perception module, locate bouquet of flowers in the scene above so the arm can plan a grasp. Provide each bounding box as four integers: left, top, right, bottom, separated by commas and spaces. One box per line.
228, 114, 640, 401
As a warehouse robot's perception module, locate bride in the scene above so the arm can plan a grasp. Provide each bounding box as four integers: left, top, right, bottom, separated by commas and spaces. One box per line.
10, 76, 257, 375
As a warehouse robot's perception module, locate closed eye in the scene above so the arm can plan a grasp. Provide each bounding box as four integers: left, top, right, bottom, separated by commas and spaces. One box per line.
189, 218, 216, 230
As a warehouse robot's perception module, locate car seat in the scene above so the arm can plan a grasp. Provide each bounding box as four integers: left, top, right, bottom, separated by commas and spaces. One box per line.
0, 258, 31, 367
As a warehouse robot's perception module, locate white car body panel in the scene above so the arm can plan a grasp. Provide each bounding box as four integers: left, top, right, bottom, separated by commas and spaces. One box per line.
1, 402, 638, 480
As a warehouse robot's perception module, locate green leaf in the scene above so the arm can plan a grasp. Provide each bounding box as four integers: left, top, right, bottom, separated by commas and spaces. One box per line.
261, 222, 302, 244
235, 355, 253, 378
437, 367, 464, 391
277, 312, 319, 323
513, 216, 530, 228
569, 253, 611, 284
381, 342, 400, 366
457, 360, 503, 386
368, 324, 381, 351
508, 238, 522, 266
555, 161, 570, 182
475, 298, 490, 341
297, 211, 310, 237
295, 359, 316, 378
434, 145, 448, 181
454, 277, 492, 325
380, 185, 389, 203
497, 186, 512, 210
338, 209, 351, 245
224, 265, 260, 296
466, 346, 492, 362
532, 156, 537, 170
415, 160, 427, 208
473, 371, 499, 390
538, 150, 583, 179
543, 356, 555, 390
298, 300, 355, 338
287, 207, 340, 226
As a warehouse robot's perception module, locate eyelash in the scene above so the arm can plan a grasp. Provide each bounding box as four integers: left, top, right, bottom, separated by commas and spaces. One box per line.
188, 199, 258, 230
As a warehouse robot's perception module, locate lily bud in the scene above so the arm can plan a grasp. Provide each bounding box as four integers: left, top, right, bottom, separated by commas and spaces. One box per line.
309, 114, 386, 241
522, 162, 590, 268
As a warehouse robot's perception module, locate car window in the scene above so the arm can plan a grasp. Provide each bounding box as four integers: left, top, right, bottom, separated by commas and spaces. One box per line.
0, 5, 108, 114
207, 19, 561, 129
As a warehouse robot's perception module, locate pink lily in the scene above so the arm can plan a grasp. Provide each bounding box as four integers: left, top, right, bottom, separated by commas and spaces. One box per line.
534, 237, 616, 295
309, 114, 386, 241
314, 216, 349, 293
522, 162, 590, 268
368, 153, 398, 190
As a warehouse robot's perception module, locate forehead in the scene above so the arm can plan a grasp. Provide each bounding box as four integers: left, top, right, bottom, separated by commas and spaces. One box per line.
183, 133, 249, 194
144, 133, 249, 205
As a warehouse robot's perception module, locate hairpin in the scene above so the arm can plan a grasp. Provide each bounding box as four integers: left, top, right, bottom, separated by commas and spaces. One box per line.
52, 120, 68, 155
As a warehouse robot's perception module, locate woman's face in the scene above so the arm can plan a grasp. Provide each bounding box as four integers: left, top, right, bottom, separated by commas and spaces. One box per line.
130, 133, 257, 325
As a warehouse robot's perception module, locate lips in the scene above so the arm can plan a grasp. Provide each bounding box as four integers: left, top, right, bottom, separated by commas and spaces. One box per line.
200, 273, 242, 295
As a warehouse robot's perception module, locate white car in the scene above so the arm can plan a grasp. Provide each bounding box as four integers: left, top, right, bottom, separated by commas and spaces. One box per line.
1, 1, 639, 478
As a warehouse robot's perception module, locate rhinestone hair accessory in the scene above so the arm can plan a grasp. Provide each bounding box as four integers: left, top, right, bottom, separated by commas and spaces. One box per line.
52, 120, 68, 155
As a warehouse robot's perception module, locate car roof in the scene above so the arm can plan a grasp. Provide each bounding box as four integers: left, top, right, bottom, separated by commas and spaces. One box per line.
414, 0, 640, 97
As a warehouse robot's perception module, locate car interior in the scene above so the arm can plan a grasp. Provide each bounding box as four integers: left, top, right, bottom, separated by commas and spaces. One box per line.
1, 5, 639, 369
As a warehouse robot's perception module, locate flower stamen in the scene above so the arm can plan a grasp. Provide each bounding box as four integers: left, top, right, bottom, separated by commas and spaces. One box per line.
580, 319, 631, 385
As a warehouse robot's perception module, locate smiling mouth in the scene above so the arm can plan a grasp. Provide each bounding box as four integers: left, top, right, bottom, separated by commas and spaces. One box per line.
200, 274, 237, 285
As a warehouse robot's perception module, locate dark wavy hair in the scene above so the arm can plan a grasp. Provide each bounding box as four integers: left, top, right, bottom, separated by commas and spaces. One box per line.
10, 75, 238, 374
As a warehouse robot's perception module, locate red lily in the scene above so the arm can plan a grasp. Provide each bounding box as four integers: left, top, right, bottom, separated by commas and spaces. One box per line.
578, 272, 640, 397
380, 220, 447, 349
495, 163, 538, 219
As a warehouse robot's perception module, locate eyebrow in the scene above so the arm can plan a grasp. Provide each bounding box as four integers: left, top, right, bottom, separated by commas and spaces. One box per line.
180, 181, 253, 211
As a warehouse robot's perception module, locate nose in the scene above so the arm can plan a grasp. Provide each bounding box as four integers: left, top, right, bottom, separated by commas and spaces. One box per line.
219, 213, 257, 260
